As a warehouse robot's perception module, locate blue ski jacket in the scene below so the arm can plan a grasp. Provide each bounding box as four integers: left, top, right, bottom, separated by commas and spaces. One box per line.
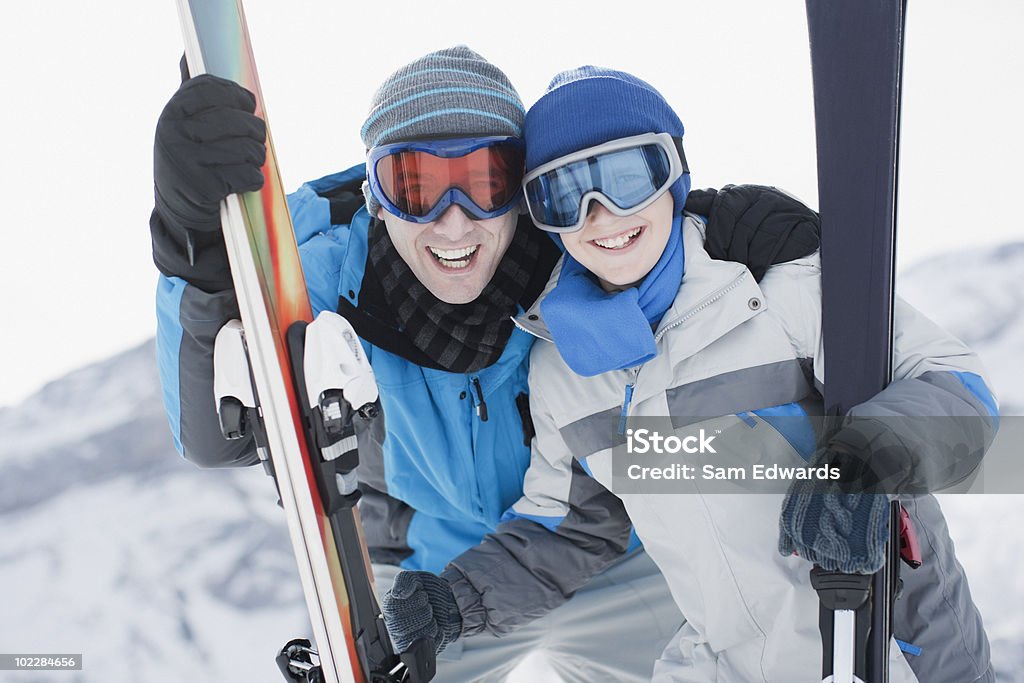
156, 164, 548, 572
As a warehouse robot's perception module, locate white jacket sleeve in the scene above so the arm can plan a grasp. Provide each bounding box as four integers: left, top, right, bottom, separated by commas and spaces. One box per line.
761, 253, 998, 491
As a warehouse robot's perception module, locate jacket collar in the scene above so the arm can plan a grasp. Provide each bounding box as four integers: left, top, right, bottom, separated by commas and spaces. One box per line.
514, 214, 765, 358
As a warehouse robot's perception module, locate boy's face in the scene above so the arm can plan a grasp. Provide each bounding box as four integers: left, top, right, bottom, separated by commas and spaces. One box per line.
559, 192, 675, 292
378, 205, 518, 304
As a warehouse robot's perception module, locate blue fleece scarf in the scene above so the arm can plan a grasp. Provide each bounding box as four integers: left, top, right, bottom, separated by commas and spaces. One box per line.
540, 211, 685, 377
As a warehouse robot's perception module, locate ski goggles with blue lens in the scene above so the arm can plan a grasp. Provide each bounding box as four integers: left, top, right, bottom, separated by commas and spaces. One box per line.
523, 132, 688, 233
366, 136, 525, 223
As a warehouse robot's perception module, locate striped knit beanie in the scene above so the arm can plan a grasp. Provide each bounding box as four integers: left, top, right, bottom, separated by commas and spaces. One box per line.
361, 45, 525, 217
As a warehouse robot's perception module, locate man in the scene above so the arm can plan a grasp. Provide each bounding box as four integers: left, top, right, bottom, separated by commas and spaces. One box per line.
150, 46, 820, 681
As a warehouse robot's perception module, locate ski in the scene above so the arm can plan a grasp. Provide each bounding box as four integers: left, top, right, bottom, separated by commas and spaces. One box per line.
804, 1, 908, 681
173, 2, 431, 681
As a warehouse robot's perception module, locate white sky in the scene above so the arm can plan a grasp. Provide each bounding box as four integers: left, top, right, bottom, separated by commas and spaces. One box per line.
0, 0, 1021, 407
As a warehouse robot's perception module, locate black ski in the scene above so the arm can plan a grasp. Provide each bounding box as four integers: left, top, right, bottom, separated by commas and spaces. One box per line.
804, 0, 908, 681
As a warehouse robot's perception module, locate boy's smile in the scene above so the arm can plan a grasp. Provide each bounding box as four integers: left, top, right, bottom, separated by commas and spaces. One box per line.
561, 193, 675, 292
590, 224, 646, 251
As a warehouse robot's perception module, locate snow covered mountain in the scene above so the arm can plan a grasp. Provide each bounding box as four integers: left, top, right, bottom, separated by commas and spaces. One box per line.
0, 341, 309, 682
1, 242, 1021, 682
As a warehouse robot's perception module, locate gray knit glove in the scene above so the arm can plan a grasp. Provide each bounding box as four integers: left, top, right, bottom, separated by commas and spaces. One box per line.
778, 423, 903, 574
382, 570, 462, 655
779, 481, 891, 574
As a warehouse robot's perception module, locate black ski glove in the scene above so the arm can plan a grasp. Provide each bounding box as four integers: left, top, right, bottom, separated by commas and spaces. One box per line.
685, 184, 820, 282
154, 72, 267, 230
381, 570, 462, 655
150, 70, 266, 291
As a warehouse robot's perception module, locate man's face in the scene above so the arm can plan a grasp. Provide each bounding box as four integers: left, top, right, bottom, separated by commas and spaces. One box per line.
559, 192, 675, 292
378, 205, 518, 304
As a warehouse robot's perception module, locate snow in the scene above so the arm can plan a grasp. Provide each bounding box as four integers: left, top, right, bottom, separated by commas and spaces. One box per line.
0, 342, 160, 463
940, 495, 1024, 680
0, 452, 306, 681
0, 242, 1021, 682
899, 242, 1024, 415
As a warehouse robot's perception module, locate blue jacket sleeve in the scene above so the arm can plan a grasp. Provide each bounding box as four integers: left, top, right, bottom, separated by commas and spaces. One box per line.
152, 181, 349, 468
155, 273, 258, 467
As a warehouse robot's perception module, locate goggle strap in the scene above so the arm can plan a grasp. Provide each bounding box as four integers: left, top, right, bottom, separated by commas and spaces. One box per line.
673, 136, 689, 175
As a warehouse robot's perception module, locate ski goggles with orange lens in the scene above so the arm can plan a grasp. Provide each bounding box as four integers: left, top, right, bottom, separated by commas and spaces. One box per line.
366, 136, 525, 223
523, 132, 687, 233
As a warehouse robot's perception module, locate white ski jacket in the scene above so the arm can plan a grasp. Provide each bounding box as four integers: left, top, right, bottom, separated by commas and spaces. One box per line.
500, 215, 996, 682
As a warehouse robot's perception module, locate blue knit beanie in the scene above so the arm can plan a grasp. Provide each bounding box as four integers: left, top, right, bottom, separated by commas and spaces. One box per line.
525, 66, 690, 208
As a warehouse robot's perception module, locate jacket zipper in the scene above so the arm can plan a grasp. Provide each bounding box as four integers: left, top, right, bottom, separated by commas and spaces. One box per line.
511, 315, 552, 342
618, 367, 642, 435
471, 377, 489, 422
654, 272, 750, 343
619, 273, 751, 433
